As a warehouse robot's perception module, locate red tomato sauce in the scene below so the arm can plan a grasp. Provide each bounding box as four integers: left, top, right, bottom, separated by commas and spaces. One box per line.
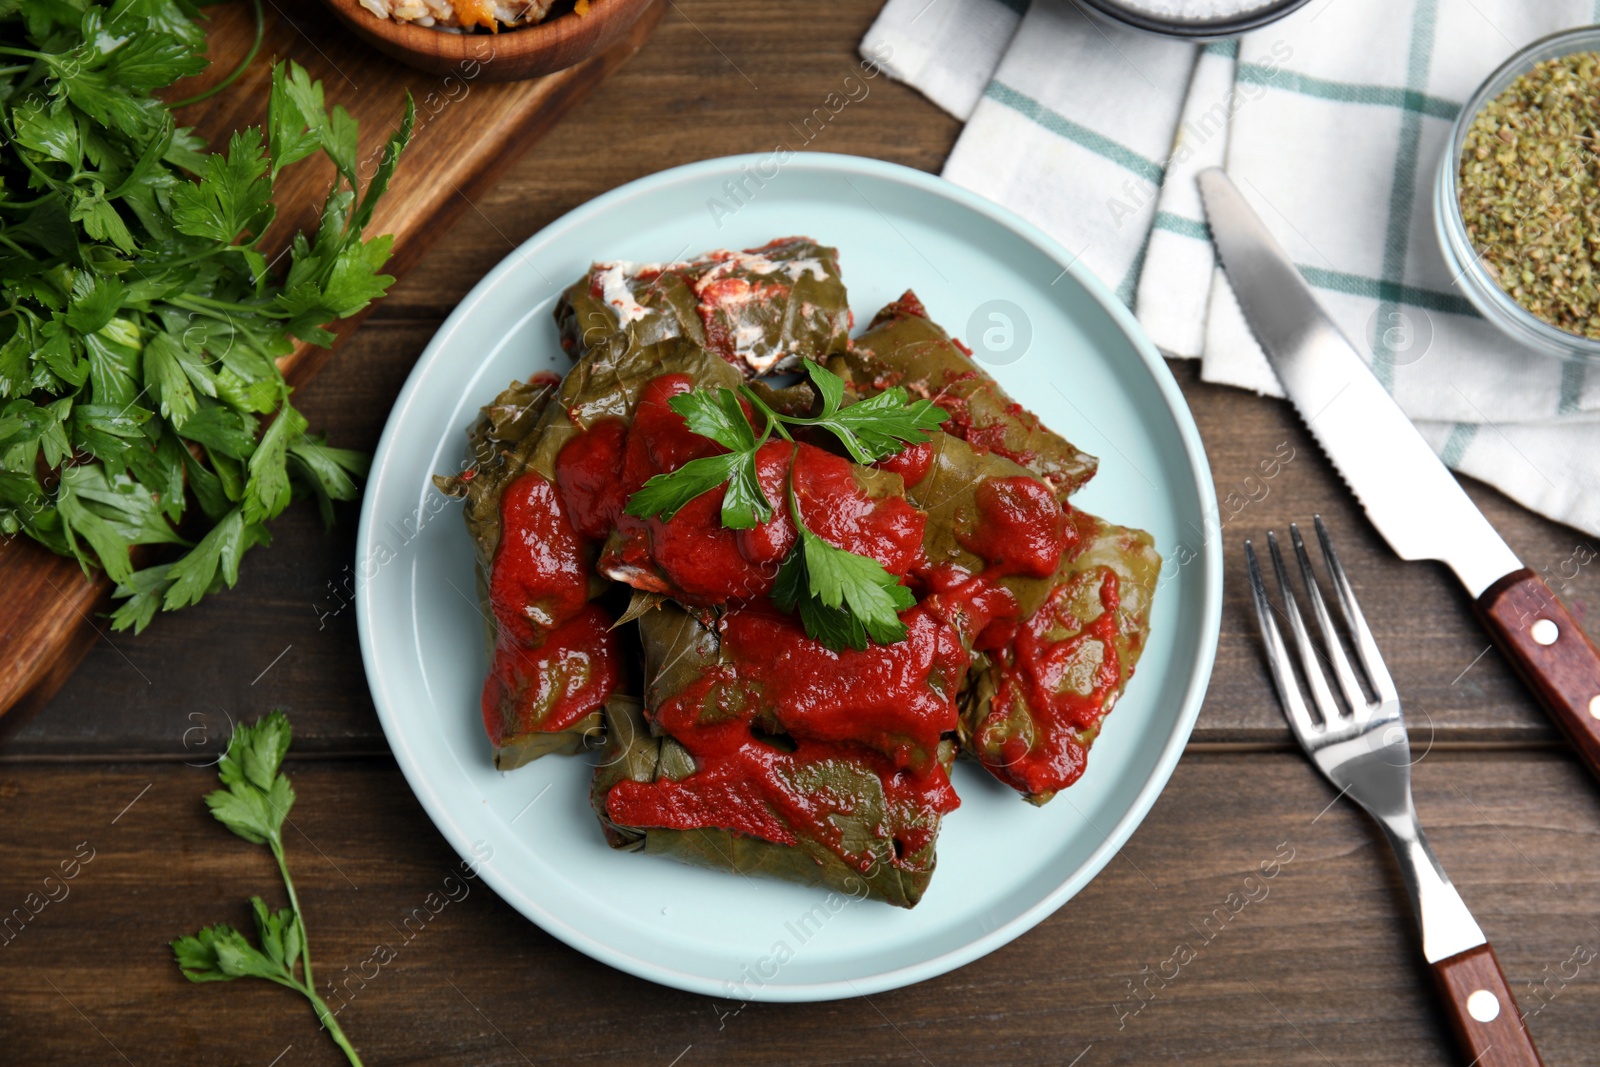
918, 563, 1022, 653
603, 603, 964, 869
914, 477, 1126, 798
955, 475, 1072, 579
483, 472, 621, 743
975, 567, 1126, 797
555, 418, 629, 540
719, 604, 967, 772
872, 438, 933, 487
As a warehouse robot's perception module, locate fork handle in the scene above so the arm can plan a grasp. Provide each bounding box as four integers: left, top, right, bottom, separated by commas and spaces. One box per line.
1430, 943, 1544, 1066
1477, 569, 1600, 782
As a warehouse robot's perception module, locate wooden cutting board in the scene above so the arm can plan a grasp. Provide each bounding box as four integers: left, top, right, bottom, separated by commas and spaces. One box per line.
0, 0, 666, 721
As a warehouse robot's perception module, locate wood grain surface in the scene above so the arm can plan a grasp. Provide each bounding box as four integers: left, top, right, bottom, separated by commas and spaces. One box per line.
4, 2, 1600, 1064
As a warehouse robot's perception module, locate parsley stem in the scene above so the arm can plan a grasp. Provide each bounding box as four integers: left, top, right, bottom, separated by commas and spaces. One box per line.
10, 141, 66, 193
0, 191, 55, 208
166, 300, 248, 329
271, 835, 363, 1065
304, 983, 364, 1067
169, 0, 266, 109
737, 386, 793, 442
785, 461, 803, 527
144, 244, 253, 270
269, 839, 313, 987
172, 293, 285, 317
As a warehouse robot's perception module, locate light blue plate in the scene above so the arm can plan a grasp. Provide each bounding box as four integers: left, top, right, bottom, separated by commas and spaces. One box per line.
355, 153, 1221, 1002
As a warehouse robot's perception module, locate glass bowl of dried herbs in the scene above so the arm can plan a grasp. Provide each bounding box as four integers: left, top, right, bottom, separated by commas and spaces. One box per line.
1435, 26, 1600, 362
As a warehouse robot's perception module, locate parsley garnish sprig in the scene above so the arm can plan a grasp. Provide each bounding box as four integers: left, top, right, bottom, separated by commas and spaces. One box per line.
624, 362, 944, 650
0, 0, 413, 631
172, 711, 365, 1066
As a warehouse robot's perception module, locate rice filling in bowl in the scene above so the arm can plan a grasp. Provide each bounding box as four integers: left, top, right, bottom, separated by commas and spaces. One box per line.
357, 0, 588, 32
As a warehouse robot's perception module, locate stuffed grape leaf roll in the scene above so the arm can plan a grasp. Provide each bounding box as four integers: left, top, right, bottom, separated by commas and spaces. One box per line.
884, 427, 1160, 805
591, 601, 966, 908
435, 337, 746, 770
960, 515, 1161, 805
832, 291, 1099, 498
555, 238, 852, 379
434, 373, 624, 770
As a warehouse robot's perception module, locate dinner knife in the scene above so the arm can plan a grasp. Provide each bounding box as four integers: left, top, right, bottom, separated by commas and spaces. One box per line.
1197, 167, 1600, 786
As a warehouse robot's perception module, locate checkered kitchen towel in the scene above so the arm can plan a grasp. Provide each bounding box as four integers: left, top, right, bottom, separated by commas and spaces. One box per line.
863, 0, 1600, 537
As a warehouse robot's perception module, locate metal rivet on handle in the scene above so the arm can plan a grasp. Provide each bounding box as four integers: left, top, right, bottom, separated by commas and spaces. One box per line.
1467, 989, 1501, 1023
1590, 695, 1600, 720
1532, 619, 1559, 646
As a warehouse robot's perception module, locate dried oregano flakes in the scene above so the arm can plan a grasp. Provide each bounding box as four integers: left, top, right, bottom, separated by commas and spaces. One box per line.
1459, 51, 1600, 339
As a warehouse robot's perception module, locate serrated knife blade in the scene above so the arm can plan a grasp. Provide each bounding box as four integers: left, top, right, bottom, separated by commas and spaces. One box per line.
1196, 168, 1519, 597
1199, 166, 1600, 786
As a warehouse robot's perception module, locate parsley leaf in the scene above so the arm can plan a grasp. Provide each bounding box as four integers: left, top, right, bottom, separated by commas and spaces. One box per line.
793, 361, 947, 463
173, 712, 364, 1065
720, 447, 771, 529
622, 388, 774, 528
669, 388, 759, 452
173, 923, 283, 983
288, 434, 369, 528
625, 452, 745, 523
267, 63, 324, 176
157, 506, 269, 611
772, 521, 915, 651
243, 399, 309, 525
170, 127, 275, 245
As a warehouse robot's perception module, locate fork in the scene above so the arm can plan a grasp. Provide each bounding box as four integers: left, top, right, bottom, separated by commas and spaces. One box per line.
1246, 518, 1544, 1067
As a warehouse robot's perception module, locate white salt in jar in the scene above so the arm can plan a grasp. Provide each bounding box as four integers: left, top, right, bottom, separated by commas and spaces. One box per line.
1075, 0, 1311, 39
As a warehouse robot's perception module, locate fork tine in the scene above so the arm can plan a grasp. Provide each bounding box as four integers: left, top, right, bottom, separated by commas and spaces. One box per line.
1266, 531, 1346, 728
1289, 523, 1370, 718
1245, 539, 1321, 743
1313, 516, 1399, 704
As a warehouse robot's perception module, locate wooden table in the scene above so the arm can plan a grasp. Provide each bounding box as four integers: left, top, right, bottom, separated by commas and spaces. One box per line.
4, 3, 1598, 1063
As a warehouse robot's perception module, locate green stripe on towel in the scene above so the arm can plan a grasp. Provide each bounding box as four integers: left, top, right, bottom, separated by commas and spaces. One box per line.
1152, 211, 1211, 242
1439, 422, 1478, 467
1117, 226, 1155, 309
1235, 64, 1458, 119
984, 80, 1165, 184
1295, 266, 1476, 317
1147, 212, 1478, 317
1372, 0, 1439, 391
1560, 361, 1587, 415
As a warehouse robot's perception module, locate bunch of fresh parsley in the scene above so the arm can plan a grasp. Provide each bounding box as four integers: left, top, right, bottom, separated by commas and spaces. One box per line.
0, 0, 413, 631
625, 362, 946, 650
172, 711, 366, 1065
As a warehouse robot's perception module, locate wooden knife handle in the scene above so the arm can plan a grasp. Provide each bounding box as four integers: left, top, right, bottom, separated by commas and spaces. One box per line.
1430, 944, 1543, 1066
1477, 568, 1600, 781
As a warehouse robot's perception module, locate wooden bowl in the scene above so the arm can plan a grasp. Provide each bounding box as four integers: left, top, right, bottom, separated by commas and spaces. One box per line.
322, 0, 658, 80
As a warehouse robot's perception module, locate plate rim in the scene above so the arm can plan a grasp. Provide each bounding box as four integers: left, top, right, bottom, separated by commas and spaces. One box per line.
355, 151, 1223, 1002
